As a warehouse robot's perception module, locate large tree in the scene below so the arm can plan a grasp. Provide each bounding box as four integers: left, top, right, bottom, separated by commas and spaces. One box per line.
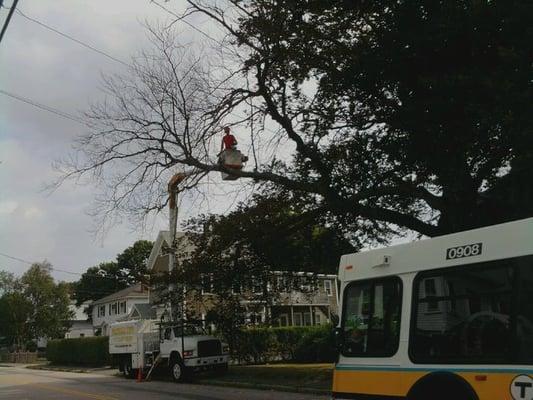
73, 240, 153, 308
0, 263, 73, 349
59, 0, 533, 240
20, 263, 73, 341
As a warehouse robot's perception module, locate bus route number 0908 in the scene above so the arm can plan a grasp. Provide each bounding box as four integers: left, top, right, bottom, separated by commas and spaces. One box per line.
446, 243, 483, 260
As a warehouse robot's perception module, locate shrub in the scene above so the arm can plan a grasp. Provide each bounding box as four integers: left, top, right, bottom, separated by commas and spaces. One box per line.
227, 325, 336, 364
46, 337, 110, 366
233, 327, 278, 364
293, 324, 336, 363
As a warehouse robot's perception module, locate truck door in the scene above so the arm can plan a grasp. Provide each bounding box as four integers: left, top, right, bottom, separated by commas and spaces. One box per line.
159, 327, 175, 357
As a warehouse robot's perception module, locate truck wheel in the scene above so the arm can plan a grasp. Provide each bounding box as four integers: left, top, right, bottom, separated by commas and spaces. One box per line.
170, 358, 187, 382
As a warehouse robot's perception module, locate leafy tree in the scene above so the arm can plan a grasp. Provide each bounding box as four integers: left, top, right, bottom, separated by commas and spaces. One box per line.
74, 262, 128, 308
116, 240, 153, 284
57, 0, 532, 240
73, 240, 153, 309
0, 291, 32, 349
0, 263, 73, 349
20, 262, 74, 341
0, 271, 17, 295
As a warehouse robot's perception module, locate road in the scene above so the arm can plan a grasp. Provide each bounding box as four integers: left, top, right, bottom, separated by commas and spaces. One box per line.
0, 364, 328, 400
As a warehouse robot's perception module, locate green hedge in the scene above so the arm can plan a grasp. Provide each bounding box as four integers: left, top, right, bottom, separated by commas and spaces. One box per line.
46, 337, 110, 366
231, 325, 336, 364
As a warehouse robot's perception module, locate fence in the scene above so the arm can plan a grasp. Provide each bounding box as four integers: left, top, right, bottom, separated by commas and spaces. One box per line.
0, 352, 38, 363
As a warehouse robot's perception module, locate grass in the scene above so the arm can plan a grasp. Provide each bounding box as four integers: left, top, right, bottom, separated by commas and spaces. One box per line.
196, 363, 334, 394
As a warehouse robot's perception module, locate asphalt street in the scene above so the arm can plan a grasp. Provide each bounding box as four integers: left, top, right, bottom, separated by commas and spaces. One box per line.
0, 364, 328, 400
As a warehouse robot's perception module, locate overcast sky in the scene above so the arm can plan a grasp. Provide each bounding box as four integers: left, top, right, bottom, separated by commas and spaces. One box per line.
0, 0, 233, 281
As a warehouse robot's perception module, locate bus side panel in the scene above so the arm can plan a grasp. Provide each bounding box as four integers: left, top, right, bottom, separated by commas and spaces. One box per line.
334, 368, 529, 400
333, 369, 404, 398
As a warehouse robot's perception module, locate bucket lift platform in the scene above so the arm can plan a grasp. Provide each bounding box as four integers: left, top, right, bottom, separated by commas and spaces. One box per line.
219, 149, 248, 180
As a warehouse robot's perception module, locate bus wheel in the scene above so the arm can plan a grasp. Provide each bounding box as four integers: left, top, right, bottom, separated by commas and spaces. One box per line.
408, 372, 477, 400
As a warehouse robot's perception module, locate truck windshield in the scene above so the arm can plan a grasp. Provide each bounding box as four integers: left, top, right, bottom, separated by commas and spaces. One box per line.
173, 325, 207, 337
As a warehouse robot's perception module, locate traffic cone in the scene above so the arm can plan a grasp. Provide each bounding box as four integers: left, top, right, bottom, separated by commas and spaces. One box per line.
136, 368, 143, 382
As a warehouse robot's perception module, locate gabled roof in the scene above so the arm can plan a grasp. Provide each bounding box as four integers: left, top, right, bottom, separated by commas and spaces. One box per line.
130, 303, 156, 319
91, 283, 149, 306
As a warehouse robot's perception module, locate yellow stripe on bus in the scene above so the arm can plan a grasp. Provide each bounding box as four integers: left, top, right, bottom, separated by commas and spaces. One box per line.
333, 369, 524, 399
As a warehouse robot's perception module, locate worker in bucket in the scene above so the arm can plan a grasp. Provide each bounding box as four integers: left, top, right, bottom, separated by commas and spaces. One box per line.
220, 126, 238, 152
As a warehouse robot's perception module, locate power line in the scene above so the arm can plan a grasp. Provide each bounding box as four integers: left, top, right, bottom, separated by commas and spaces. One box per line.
15, 8, 130, 67
0, 252, 128, 281
0, 88, 85, 124
0, 0, 19, 44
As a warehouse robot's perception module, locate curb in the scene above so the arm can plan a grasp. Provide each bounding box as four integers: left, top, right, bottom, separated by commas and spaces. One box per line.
196, 379, 330, 396
26, 364, 112, 374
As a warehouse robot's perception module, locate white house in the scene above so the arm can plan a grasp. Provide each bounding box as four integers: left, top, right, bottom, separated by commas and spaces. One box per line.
147, 230, 339, 327
91, 283, 150, 336
65, 301, 94, 339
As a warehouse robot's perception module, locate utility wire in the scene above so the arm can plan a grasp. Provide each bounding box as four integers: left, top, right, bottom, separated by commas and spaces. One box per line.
0, 0, 19, 44
0, 88, 85, 124
15, 8, 130, 67
0, 252, 130, 281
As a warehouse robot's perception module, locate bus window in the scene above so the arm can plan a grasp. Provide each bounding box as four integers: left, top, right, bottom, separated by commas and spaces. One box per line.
341, 277, 402, 357
410, 255, 533, 364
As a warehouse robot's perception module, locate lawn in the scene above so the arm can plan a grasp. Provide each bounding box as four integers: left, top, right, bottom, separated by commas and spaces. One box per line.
197, 363, 334, 393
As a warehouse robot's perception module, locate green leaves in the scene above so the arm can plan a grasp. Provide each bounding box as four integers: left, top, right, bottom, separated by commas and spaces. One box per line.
0, 262, 73, 349
73, 240, 153, 308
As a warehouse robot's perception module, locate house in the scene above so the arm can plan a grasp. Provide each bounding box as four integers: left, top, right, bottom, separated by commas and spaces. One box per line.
91, 283, 150, 336
147, 230, 339, 328
65, 301, 94, 339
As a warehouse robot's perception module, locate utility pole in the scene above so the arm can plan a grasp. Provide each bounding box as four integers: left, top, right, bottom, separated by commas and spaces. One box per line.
0, 0, 20, 44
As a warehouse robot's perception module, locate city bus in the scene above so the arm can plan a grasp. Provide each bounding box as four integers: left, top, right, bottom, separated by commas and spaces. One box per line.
333, 218, 533, 400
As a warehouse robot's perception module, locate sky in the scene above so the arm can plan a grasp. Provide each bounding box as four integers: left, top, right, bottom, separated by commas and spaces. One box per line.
0, 0, 232, 281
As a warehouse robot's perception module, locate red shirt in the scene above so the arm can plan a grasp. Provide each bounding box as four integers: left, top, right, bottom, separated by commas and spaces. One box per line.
222, 134, 237, 149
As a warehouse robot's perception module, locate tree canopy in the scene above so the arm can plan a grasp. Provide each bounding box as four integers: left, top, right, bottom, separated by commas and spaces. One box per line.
0, 262, 73, 349
58, 0, 533, 243
73, 240, 153, 308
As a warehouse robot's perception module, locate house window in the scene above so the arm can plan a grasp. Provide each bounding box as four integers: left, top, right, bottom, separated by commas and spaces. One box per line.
277, 276, 288, 292
231, 282, 242, 294
111, 303, 118, 315
80, 333, 85, 338
201, 274, 213, 294
324, 280, 333, 296
293, 313, 302, 326
108, 304, 112, 315
252, 280, 263, 295
120, 301, 126, 314
303, 312, 312, 326
98, 305, 105, 317
279, 314, 289, 327
315, 313, 321, 325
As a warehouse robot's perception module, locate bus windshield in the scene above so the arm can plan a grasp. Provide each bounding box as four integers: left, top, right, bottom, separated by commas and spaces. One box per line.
410, 255, 533, 364
341, 277, 402, 357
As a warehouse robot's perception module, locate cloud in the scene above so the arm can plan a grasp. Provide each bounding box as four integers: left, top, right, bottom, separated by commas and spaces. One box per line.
0, 201, 18, 215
